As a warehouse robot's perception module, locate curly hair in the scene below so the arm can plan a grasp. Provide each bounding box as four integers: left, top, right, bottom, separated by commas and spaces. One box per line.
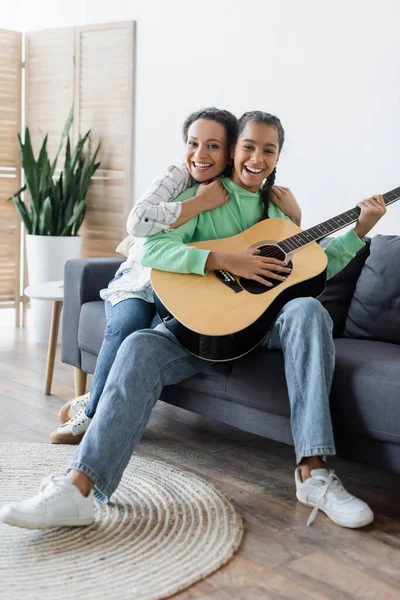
182, 108, 238, 177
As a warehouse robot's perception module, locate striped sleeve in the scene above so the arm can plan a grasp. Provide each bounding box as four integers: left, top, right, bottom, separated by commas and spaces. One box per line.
126, 163, 194, 237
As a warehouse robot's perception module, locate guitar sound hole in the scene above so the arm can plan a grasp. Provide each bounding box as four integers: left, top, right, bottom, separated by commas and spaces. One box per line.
239, 244, 292, 295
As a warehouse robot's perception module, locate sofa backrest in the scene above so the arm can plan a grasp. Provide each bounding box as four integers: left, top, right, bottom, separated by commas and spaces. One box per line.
344, 235, 400, 345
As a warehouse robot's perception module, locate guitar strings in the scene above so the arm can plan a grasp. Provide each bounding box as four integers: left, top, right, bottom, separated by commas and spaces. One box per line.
257, 246, 286, 259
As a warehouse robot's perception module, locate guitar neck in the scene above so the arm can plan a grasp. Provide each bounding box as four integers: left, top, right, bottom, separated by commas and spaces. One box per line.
279, 186, 400, 254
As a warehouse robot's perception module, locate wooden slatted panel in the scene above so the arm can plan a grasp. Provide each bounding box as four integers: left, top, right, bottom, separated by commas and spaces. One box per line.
0, 29, 22, 321
25, 27, 74, 160
80, 178, 125, 257
74, 22, 135, 257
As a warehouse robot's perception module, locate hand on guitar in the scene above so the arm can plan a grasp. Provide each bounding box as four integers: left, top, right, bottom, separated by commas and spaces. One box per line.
271, 186, 302, 226
195, 179, 230, 211
207, 248, 291, 287
354, 194, 387, 239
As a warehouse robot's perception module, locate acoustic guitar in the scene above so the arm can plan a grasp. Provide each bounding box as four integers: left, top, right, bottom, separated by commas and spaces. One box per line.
152, 186, 400, 361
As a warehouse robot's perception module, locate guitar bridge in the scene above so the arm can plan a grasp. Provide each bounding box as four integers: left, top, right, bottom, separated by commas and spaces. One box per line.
215, 270, 243, 293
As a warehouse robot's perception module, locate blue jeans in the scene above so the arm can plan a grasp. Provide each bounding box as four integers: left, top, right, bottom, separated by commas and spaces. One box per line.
72, 297, 336, 501
85, 299, 156, 418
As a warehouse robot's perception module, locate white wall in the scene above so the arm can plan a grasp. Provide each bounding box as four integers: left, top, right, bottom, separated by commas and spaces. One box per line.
9, 0, 400, 234
1, 1, 21, 30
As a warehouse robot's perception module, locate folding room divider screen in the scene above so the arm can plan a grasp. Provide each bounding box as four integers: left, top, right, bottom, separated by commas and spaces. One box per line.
0, 21, 136, 324
0, 29, 22, 323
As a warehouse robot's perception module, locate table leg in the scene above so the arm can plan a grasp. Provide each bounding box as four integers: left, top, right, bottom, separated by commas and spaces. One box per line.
44, 300, 63, 395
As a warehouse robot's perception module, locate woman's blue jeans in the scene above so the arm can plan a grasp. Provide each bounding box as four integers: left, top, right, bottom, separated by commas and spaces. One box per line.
72, 297, 337, 501
85, 299, 156, 418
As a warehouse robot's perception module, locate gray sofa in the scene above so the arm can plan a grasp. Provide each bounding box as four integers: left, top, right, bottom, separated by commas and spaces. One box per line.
61, 235, 400, 476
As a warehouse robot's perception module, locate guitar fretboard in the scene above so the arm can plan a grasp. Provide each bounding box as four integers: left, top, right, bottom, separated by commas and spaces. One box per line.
278, 186, 400, 254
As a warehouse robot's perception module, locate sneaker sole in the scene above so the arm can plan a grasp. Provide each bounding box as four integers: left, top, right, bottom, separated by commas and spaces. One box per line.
50, 432, 85, 445
58, 402, 73, 424
1, 514, 94, 529
297, 496, 374, 529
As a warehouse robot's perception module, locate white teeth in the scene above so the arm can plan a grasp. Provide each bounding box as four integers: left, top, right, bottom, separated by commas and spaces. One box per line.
194, 162, 212, 168
245, 166, 262, 174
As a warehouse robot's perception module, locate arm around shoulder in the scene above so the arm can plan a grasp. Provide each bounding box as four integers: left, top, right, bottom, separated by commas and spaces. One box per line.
127, 163, 192, 237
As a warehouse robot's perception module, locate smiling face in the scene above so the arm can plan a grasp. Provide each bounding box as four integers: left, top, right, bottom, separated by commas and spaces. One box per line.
185, 119, 230, 182
232, 121, 280, 193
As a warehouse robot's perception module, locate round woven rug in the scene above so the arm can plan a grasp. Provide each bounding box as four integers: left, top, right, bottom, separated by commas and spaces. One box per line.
0, 443, 243, 600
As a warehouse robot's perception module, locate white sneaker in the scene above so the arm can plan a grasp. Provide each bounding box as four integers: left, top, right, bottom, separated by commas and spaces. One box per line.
51, 408, 92, 445
58, 393, 90, 424
0, 475, 94, 529
295, 468, 374, 528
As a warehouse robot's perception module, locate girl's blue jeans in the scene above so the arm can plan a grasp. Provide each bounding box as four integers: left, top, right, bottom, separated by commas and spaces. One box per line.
85, 298, 156, 418
73, 297, 337, 501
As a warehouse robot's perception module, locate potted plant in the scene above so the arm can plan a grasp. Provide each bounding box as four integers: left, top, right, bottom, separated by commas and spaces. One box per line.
10, 109, 100, 342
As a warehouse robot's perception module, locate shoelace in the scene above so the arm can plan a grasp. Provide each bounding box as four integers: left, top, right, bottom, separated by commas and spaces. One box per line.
73, 393, 90, 411
67, 407, 90, 428
306, 470, 346, 527
37, 475, 68, 505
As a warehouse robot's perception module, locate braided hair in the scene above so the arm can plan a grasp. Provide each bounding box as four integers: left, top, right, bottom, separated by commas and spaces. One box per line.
237, 111, 285, 218
182, 108, 238, 177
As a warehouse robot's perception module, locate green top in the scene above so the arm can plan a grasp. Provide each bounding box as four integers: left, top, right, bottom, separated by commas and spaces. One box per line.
141, 177, 364, 280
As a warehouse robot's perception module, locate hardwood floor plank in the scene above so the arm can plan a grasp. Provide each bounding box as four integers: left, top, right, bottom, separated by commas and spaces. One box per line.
0, 425, 49, 443
202, 556, 331, 600
286, 551, 400, 599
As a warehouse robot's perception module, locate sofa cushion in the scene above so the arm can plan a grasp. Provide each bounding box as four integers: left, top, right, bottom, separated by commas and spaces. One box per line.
331, 338, 400, 444
78, 301, 107, 355
318, 240, 370, 337
170, 349, 290, 416
176, 363, 233, 397
225, 349, 290, 416
176, 339, 400, 447
344, 235, 400, 344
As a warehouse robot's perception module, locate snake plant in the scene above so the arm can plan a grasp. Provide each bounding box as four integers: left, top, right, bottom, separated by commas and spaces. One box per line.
10, 108, 100, 236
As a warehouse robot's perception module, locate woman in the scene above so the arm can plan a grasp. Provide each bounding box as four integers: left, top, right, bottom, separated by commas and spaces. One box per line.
52, 108, 239, 444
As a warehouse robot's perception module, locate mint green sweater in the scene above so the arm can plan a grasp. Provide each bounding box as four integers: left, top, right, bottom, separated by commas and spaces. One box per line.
141, 178, 364, 280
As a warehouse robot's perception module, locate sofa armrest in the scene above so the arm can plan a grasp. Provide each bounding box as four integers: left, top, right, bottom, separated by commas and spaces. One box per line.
61, 258, 124, 369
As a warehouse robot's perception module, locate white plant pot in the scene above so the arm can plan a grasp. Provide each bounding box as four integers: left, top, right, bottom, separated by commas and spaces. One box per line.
25, 235, 83, 344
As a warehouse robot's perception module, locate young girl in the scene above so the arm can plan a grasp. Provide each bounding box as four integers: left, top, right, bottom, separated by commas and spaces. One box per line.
53, 108, 300, 444
1, 111, 387, 531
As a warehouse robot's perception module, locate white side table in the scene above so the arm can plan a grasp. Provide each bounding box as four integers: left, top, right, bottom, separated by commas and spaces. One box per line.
24, 280, 64, 395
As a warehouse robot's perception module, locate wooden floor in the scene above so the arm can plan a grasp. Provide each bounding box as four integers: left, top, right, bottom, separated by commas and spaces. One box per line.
1, 309, 400, 600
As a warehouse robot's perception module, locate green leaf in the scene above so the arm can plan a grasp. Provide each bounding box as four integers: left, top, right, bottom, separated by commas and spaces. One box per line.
8, 184, 27, 200
38, 150, 51, 207
37, 134, 48, 170
50, 105, 74, 176
73, 204, 87, 235
63, 136, 72, 206
38, 196, 52, 235
70, 130, 91, 171
19, 129, 40, 214
60, 199, 86, 236
11, 196, 32, 233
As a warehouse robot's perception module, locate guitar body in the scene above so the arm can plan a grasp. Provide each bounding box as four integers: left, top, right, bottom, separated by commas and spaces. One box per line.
151, 219, 328, 361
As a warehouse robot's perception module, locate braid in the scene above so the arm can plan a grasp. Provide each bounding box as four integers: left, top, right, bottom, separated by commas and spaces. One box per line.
260, 167, 276, 219
236, 111, 285, 220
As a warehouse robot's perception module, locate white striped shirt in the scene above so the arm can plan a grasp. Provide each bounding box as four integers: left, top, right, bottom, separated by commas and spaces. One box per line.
126, 163, 194, 237
101, 163, 192, 305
